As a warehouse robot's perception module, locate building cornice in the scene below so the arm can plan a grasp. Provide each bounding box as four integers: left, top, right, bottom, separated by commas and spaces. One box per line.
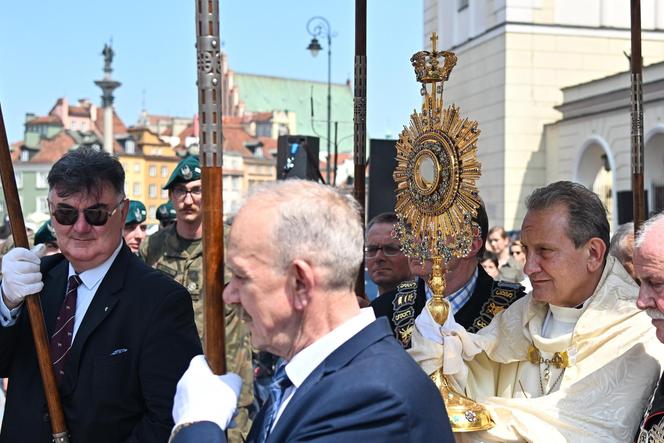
449, 21, 664, 52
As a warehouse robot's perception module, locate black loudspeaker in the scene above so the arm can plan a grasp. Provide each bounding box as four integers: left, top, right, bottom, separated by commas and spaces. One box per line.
368, 139, 398, 222
617, 190, 649, 225
276, 135, 321, 181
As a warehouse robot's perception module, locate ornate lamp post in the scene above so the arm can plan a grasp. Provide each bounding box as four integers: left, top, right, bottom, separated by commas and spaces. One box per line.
306, 16, 334, 184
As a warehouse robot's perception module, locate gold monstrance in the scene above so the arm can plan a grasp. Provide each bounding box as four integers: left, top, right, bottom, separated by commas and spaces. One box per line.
393, 33, 494, 432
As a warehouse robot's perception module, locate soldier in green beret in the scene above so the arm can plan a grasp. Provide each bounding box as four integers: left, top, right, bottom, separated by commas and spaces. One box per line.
34, 220, 60, 256
123, 200, 147, 254
156, 201, 176, 229
139, 156, 254, 442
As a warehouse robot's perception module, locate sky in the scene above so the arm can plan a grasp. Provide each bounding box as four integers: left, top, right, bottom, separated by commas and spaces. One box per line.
0, 0, 424, 144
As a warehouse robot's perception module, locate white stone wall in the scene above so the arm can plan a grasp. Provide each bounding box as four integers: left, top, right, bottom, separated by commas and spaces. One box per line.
425, 0, 664, 229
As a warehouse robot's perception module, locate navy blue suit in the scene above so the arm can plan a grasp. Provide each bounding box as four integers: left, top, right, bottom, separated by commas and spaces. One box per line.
0, 244, 202, 442
173, 317, 454, 443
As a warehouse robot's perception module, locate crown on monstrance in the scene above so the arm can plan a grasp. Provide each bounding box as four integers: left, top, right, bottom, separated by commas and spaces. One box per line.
410, 33, 458, 84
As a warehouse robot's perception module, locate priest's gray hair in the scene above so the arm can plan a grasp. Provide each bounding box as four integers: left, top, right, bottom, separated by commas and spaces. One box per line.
635, 212, 664, 248
609, 222, 634, 262
244, 180, 363, 291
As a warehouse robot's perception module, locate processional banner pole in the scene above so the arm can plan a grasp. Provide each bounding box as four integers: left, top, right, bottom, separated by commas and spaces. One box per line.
630, 0, 646, 231
195, 0, 226, 374
354, 0, 367, 299
0, 105, 70, 442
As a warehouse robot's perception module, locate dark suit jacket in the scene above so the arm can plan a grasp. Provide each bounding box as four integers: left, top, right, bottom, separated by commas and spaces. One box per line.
634, 372, 664, 442
372, 265, 525, 347
0, 243, 202, 443
173, 317, 454, 443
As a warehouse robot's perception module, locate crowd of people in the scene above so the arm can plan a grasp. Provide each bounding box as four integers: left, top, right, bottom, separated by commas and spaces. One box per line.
0, 147, 663, 442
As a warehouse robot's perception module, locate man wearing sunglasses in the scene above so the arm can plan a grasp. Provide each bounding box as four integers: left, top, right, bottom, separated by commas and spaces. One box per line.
139, 155, 254, 443
0, 148, 201, 442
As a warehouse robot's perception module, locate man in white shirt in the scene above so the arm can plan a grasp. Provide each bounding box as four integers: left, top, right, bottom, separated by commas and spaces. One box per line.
170, 179, 454, 443
0, 147, 201, 442
410, 181, 663, 442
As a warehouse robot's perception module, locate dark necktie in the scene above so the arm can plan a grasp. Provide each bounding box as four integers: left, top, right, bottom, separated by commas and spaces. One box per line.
257, 362, 293, 443
50, 274, 82, 384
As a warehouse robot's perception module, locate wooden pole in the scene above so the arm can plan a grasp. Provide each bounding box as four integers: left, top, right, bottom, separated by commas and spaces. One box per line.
195, 0, 226, 374
0, 104, 69, 442
631, 0, 645, 232
354, 0, 367, 299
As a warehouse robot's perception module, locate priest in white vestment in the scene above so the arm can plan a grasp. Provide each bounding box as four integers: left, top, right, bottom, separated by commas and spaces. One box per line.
409, 181, 664, 442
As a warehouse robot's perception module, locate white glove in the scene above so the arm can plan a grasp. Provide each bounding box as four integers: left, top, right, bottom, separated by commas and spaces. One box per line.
172, 355, 242, 431
415, 300, 486, 377
415, 299, 461, 345
1, 244, 46, 309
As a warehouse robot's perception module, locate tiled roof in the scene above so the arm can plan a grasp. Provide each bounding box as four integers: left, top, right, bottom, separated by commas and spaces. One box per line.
223, 125, 254, 157
26, 115, 62, 126
68, 106, 91, 118
251, 112, 273, 122
30, 132, 77, 163
10, 141, 22, 161
257, 136, 278, 157
177, 123, 196, 142
234, 73, 354, 152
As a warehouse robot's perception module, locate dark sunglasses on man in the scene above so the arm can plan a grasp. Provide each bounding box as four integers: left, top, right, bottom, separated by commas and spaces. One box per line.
48, 199, 126, 226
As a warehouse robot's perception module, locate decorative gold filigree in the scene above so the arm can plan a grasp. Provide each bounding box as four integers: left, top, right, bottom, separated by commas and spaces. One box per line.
392, 33, 490, 433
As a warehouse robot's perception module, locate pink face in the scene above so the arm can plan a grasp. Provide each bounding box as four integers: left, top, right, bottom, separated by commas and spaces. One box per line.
488, 232, 509, 255
521, 205, 598, 307
170, 180, 202, 225
49, 184, 127, 273
223, 203, 295, 358
366, 223, 411, 292
481, 259, 499, 279
123, 223, 147, 253
635, 227, 664, 343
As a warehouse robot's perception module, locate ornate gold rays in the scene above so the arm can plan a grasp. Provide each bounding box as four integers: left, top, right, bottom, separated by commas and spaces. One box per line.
393, 33, 481, 266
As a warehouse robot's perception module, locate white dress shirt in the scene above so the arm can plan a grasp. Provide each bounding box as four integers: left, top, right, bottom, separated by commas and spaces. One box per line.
272, 307, 376, 429
0, 241, 123, 338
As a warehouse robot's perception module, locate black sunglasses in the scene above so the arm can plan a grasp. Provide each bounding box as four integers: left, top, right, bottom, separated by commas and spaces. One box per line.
49, 199, 125, 226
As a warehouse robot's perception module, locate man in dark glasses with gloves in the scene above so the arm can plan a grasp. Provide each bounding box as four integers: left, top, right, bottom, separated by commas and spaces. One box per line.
0, 147, 201, 443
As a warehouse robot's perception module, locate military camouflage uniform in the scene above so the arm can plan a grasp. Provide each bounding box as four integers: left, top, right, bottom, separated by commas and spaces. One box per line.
139, 223, 253, 442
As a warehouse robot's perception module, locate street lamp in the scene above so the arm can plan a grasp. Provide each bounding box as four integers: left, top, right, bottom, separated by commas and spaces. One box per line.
306, 16, 334, 185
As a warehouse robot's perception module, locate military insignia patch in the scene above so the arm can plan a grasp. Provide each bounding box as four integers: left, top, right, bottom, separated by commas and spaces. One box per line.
181, 165, 193, 180
470, 280, 525, 333
392, 280, 418, 348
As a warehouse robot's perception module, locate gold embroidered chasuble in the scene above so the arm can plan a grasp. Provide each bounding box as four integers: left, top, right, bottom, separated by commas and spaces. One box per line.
410, 256, 664, 442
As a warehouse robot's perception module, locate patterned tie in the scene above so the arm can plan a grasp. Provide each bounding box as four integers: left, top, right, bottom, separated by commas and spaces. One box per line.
50, 274, 82, 384
257, 362, 293, 443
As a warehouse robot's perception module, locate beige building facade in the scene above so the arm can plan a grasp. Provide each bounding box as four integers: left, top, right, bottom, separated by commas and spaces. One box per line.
545, 61, 664, 229
425, 0, 664, 229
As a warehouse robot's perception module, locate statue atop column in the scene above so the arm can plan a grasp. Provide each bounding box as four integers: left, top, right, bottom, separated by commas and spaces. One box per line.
102, 43, 114, 73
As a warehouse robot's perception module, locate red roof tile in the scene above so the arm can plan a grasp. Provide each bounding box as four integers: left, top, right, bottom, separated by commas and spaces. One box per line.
251, 112, 273, 122
223, 126, 254, 157
30, 132, 77, 163
10, 141, 22, 161
68, 106, 91, 118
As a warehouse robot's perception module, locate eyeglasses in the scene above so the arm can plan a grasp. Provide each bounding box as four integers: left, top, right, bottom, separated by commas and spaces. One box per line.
365, 244, 402, 258
49, 199, 125, 226
172, 186, 202, 200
